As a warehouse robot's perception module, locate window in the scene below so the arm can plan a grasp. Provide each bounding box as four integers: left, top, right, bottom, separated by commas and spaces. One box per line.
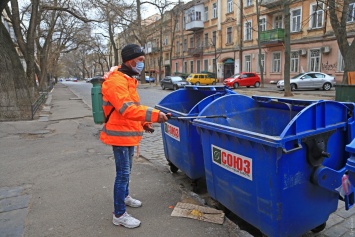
290, 51, 299, 72
188, 10, 195, 23
196, 35, 201, 47
257, 54, 265, 73
204, 7, 209, 21
348, 3, 355, 22
164, 36, 168, 45
272, 52, 281, 72
184, 61, 187, 73
175, 19, 179, 31
176, 41, 180, 53
190, 37, 194, 48
259, 18, 266, 32
246, 0, 252, 7
212, 59, 216, 73
204, 59, 208, 71
274, 15, 283, 29
291, 9, 301, 32
190, 61, 194, 73
310, 3, 324, 29
244, 21, 252, 40
227, 0, 233, 13
183, 39, 187, 51
197, 60, 201, 73
244, 55, 251, 72
212, 31, 216, 45
204, 33, 209, 47
196, 11, 201, 21
212, 3, 217, 18
309, 49, 321, 71
226, 27, 232, 44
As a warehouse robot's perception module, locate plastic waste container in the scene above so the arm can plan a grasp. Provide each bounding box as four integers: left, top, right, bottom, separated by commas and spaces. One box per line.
193, 94, 355, 237
155, 85, 235, 181
90, 76, 105, 124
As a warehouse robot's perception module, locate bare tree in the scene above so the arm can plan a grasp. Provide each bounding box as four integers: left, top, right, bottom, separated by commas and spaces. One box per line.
327, 0, 355, 84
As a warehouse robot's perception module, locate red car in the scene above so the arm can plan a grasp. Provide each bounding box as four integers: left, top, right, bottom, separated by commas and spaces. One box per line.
223, 72, 261, 89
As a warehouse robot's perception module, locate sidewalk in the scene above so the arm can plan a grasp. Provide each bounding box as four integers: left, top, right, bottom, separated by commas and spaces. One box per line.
0, 83, 235, 237
1, 83, 355, 237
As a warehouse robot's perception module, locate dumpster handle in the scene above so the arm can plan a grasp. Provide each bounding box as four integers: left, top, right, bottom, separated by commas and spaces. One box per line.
166, 113, 226, 120
282, 144, 303, 154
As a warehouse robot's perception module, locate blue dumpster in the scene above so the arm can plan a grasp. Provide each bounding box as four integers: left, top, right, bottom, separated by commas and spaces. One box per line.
192, 94, 355, 237
155, 85, 235, 180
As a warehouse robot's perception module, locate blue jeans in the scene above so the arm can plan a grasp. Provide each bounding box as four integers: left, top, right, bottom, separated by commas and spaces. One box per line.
113, 146, 134, 216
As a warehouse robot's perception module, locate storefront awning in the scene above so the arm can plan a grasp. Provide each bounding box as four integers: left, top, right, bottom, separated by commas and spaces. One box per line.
224, 58, 234, 64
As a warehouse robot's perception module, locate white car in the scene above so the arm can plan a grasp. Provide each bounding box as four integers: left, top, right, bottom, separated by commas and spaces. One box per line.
277, 72, 336, 91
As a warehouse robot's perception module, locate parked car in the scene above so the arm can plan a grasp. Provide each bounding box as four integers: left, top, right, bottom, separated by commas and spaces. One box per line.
160, 76, 188, 90
186, 73, 217, 85
145, 76, 155, 83
85, 78, 92, 83
277, 72, 335, 91
223, 72, 261, 89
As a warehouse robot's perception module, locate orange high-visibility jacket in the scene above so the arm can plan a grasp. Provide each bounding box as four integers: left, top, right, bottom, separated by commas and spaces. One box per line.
100, 68, 161, 146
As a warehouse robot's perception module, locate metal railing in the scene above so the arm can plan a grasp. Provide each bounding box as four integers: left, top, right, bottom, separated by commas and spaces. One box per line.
31, 84, 53, 120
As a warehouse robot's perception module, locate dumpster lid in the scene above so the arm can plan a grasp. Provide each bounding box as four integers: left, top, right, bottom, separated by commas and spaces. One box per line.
193, 94, 349, 147
90, 76, 104, 84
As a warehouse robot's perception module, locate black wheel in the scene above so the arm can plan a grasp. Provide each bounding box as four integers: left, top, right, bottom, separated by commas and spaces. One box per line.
169, 163, 178, 173
247, 86, 250, 88
195, 82, 200, 86
173, 85, 178, 90
323, 82, 332, 91
311, 222, 326, 233
254, 82, 260, 88
162, 85, 166, 90
290, 83, 296, 91
233, 83, 239, 89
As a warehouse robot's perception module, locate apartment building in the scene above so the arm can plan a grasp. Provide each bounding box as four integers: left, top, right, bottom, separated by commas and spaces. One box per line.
125, 0, 353, 83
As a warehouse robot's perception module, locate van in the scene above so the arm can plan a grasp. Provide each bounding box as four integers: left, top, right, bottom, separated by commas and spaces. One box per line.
186, 73, 217, 85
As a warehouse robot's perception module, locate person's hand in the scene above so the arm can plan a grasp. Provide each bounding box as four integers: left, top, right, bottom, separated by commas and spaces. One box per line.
143, 123, 154, 133
158, 112, 168, 123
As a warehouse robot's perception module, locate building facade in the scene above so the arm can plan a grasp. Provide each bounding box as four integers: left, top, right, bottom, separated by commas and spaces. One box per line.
121, 0, 354, 83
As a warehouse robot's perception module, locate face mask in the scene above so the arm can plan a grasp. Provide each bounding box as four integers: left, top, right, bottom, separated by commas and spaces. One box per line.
132, 61, 144, 74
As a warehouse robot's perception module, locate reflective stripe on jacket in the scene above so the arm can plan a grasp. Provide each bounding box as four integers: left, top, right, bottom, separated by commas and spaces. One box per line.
100, 68, 160, 146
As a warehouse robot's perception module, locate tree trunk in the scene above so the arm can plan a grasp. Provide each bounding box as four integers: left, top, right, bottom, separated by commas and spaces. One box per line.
283, 0, 293, 97
328, 0, 355, 84
0, 22, 35, 121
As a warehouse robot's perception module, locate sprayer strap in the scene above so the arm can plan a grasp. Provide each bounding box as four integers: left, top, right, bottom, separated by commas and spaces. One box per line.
105, 107, 115, 123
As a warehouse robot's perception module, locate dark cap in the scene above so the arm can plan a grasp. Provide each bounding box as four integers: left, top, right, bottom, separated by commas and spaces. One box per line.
121, 44, 145, 62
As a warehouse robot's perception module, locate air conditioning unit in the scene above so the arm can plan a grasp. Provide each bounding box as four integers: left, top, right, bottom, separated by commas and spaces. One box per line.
298, 49, 307, 56
321, 46, 331, 54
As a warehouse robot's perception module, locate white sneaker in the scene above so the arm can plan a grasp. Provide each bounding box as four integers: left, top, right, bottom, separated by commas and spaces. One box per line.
125, 196, 142, 207
112, 212, 141, 228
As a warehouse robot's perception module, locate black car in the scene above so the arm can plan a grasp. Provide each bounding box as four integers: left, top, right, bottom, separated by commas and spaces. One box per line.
160, 76, 188, 90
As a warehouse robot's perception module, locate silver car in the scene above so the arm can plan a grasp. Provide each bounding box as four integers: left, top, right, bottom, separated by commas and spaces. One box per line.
277, 72, 336, 91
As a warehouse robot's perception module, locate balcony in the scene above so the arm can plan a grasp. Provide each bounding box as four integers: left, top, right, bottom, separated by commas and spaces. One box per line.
185, 20, 204, 31
259, 29, 284, 45
260, 0, 282, 8
152, 47, 160, 53
188, 47, 203, 57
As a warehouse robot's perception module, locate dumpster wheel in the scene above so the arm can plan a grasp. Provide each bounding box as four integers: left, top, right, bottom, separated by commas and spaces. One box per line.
311, 222, 326, 233
169, 163, 179, 173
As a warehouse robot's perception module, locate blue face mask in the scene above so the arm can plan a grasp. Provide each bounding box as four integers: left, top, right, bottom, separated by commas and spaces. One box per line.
132, 61, 144, 74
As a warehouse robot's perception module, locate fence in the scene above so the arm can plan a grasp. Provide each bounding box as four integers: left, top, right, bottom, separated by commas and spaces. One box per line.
31, 84, 53, 120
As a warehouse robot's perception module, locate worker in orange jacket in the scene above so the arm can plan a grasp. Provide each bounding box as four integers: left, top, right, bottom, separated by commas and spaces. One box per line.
100, 44, 168, 228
